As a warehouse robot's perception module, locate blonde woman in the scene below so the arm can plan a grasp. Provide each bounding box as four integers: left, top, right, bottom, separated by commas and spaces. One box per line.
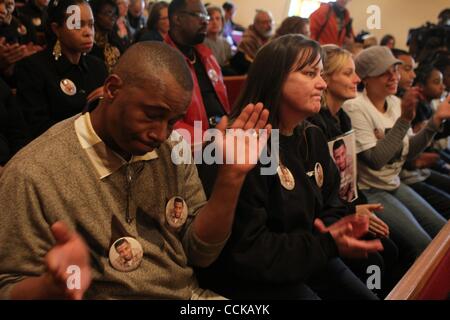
308, 45, 400, 296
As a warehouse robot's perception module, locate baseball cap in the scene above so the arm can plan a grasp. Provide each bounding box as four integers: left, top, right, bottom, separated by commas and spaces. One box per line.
355, 46, 403, 79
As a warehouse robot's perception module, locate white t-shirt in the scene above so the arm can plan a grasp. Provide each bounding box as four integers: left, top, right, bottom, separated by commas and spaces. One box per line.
343, 91, 411, 191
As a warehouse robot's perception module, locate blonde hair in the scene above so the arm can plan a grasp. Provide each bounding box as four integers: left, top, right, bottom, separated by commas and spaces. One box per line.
321, 45, 354, 107
322, 44, 353, 78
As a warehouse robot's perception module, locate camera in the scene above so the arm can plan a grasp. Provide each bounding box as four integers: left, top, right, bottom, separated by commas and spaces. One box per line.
407, 23, 450, 63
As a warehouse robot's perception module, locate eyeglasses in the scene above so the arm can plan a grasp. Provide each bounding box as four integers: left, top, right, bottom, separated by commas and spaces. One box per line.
180, 11, 210, 22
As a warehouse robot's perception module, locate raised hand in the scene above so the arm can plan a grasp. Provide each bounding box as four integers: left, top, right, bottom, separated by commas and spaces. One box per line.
45, 221, 92, 300
400, 87, 422, 122
215, 102, 271, 176
432, 95, 450, 128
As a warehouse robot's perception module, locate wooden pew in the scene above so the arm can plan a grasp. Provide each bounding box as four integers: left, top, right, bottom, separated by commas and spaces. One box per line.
386, 222, 450, 300
223, 75, 247, 108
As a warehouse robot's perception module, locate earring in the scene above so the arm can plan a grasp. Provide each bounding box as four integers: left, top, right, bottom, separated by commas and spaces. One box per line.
53, 39, 62, 61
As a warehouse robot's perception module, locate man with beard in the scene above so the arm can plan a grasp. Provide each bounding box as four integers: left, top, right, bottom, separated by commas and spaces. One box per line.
165, 0, 230, 143
231, 9, 273, 74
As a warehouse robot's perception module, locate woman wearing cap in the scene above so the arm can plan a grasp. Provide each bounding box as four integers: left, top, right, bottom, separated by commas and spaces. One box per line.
15, 0, 108, 139
197, 35, 383, 300
342, 45, 450, 268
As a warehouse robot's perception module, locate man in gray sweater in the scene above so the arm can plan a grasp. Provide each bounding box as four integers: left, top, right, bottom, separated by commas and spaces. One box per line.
0, 41, 271, 299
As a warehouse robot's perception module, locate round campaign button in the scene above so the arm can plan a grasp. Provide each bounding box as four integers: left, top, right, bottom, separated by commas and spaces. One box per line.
32, 17, 42, 26
60, 79, 77, 96
314, 162, 324, 188
17, 24, 27, 35
207, 69, 219, 84
109, 237, 143, 272
165, 196, 188, 229
277, 165, 295, 191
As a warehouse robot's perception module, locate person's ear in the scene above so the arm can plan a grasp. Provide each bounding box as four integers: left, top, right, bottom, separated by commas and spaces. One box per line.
103, 74, 123, 100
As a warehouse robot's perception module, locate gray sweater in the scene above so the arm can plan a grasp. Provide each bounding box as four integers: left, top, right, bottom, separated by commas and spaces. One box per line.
0, 116, 225, 299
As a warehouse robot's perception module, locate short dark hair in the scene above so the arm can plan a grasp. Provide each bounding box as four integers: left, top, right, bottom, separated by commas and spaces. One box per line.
333, 139, 346, 151
391, 48, 410, 59
380, 34, 395, 46
46, 0, 88, 45
222, 2, 234, 11
438, 8, 450, 23
414, 63, 437, 86
232, 34, 323, 129
174, 197, 184, 205
114, 238, 130, 250
112, 41, 193, 93
90, 0, 119, 19
168, 0, 187, 19
274, 16, 309, 39
433, 52, 450, 75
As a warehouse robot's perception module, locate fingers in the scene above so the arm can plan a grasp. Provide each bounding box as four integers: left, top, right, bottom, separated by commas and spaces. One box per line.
231, 103, 254, 129
4, 45, 26, 64
370, 216, 389, 237
313, 218, 328, 233
368, 221, 388, 237
364, 203, 384, 212
215, 114, 228, 133
253, 103, 270, 131
243, 103, 263, 130
51, 221, 73, 245
348, 238, 384, 253
231, 102, 270, 132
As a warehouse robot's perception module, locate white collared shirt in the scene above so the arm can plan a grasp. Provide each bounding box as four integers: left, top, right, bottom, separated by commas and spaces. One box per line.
74, 113, 158, 179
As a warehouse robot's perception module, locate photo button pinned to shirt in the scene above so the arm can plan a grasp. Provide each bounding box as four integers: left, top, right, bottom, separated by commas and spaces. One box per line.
109, 237, 143, 272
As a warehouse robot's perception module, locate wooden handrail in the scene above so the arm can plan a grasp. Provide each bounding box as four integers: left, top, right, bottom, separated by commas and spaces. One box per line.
386, 221, 450, 300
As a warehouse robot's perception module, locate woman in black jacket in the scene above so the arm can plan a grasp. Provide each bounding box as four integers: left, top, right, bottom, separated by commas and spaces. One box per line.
15, 0, 108, 139
197, 35, 383, 300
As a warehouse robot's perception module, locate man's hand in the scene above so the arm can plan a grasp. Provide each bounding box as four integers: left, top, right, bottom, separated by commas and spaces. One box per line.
10, 221, 92, 299
356, 204, 389, 238
314, 215, 383, 258
45, 221, 92, 300
215, 102, 271, 178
